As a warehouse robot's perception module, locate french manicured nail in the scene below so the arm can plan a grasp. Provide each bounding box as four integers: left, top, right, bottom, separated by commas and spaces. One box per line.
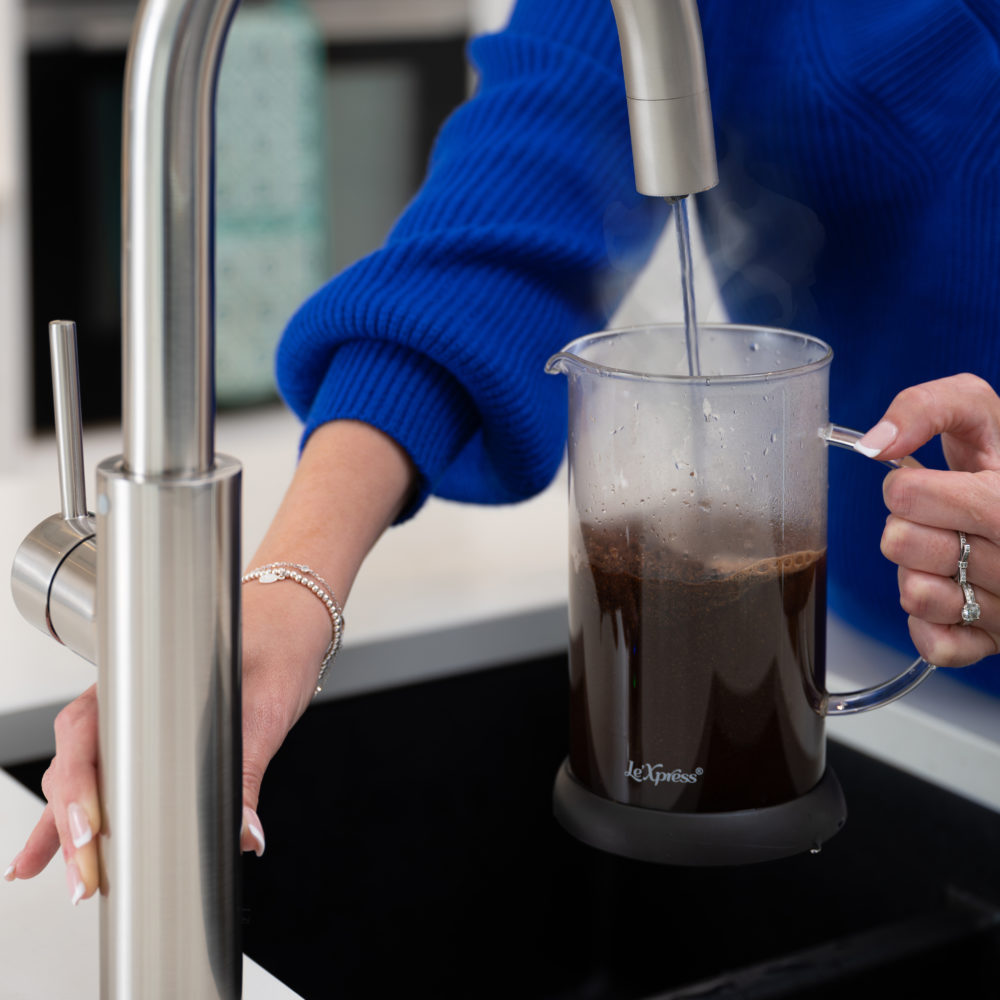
67, 802, 93, 849
4, 855, 18, 881
856, 420, 898, 458
66, 860, 85, 906
242, 806, 266, 858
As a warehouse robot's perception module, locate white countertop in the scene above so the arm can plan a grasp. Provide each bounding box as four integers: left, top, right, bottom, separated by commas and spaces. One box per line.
2, 402, 1000, 997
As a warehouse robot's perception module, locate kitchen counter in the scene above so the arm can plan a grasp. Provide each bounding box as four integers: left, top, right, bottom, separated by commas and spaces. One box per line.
2, 402, 999, 996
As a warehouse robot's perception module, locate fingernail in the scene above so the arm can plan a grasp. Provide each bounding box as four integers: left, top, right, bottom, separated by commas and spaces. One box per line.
856, 420, 899, 458
67, 802, 93, 849
242, 806, 266, 858
4, 855, 18, 881
66, 860, 85, 906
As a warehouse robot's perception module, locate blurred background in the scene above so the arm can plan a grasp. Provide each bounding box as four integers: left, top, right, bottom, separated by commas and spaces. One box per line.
0, 0, 525, 465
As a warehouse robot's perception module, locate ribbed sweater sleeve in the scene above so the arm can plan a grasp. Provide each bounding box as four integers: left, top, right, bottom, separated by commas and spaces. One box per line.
276, 0, 1000, 694
275, 0, 667, 512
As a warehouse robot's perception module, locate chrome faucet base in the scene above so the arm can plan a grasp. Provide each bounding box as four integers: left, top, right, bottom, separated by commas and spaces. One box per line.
97, 455, 242, 1000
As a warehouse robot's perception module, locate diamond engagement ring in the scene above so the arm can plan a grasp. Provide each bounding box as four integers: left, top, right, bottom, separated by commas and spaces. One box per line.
956, 531, 981, 625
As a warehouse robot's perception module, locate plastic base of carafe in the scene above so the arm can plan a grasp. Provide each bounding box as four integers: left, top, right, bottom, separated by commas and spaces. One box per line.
552, 759, 847, 866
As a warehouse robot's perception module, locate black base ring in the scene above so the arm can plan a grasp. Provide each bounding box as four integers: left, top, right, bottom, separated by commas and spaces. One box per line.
553, 759, 847, 866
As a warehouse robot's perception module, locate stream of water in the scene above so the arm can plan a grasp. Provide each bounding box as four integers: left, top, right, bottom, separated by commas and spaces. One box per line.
673, 196, 701, 377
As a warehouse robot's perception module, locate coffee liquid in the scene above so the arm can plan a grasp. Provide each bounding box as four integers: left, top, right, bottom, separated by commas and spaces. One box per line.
569, 521, 826, 813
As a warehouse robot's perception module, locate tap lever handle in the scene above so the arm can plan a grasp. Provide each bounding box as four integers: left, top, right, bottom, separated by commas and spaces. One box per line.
48, 319, 88, 520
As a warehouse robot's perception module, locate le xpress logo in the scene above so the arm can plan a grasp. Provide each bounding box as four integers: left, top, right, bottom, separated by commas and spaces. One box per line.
625, 761, 703, 785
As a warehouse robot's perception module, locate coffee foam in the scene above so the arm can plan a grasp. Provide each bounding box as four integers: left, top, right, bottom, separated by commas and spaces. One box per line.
580, 519, 825, 585
710, 548, 826, 584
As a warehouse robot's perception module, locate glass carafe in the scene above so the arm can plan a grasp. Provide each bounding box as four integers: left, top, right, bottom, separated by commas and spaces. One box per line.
546, 323, 935, 864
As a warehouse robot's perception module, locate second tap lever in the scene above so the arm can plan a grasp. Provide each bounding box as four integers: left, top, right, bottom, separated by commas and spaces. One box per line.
10, 319, 97, 662
50, 320, 89, 521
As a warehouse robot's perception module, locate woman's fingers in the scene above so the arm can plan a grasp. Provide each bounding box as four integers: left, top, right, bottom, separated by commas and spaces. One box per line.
47, 688, 102, 902
8, 685, 102, 904
883, 516, 1000, 596
882, 515, 1000, 666
6, 804, 59, 880
240, 805, 266, 858
860, 375, 1000, 672
239, 691, 285, 858
858, 373, 1000, 469
238, 579, 336, 859
897, 565, 999, 627
881, 467, 1000, 538
907, 616, 1000, 669
238, 669, 310, 858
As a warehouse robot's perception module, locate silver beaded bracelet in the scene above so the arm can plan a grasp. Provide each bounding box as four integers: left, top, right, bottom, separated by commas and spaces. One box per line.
241, 562, 345, 695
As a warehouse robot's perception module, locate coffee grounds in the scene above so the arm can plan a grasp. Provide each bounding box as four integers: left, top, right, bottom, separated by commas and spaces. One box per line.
569, 520, 826, 813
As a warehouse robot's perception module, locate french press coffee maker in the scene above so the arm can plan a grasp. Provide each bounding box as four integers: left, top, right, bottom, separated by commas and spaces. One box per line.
546, 0, 935, 865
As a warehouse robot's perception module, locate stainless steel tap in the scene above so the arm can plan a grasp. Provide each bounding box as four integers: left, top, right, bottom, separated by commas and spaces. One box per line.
12, 1, 244, 997
610, 0, 718, 197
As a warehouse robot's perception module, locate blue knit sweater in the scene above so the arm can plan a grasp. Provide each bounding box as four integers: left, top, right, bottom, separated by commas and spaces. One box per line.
277, 0, 1000, 693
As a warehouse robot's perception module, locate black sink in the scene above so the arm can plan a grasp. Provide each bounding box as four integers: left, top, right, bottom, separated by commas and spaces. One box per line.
238, 654, 1000, 999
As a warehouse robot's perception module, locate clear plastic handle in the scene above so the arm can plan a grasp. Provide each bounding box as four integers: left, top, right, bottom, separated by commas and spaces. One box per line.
818, 424, 936, 716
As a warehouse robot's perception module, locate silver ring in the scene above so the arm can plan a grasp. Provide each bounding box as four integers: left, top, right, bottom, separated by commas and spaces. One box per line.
957, 531, 981, 625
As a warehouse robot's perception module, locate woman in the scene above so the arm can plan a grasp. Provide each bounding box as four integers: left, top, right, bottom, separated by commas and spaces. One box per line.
7, 0, 1000, 903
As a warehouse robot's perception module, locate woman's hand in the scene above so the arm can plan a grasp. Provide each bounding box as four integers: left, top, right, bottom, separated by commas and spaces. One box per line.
5, 685, 101, 904
237, 420, 416, 851
857, 373, 1000, 668
5, 420, 416, 900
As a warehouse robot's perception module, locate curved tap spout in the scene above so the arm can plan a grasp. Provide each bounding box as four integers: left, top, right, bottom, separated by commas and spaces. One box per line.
610, 0, 718, 197
122, 0, 241, 476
